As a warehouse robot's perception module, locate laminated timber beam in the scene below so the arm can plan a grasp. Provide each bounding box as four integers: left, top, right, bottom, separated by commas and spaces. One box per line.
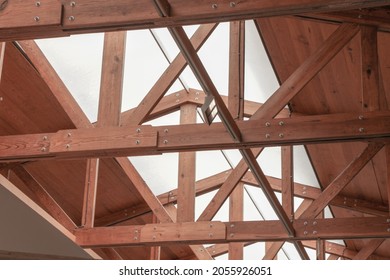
1, 0, 388, 41
1, 111, 390, 162
74, 217, 390, 248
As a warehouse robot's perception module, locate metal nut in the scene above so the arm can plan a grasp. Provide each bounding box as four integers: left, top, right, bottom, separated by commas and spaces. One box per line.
279, 133, 284, 138
136, 128, 141, 133
163, 140, 168, 144
135, 140, 140, 145
35, 2, 41, 7
265, 122, 271, 127
34, 16, 40, 22
212, 3, 218, 9
68, 16, 75, 21
230, 2, 236, 7
359, 127, 365, 133
70, 1, 76, 7
279, 121, 284, 126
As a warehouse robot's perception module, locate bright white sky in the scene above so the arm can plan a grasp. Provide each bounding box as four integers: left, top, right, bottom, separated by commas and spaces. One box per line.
2, 21, 328, 259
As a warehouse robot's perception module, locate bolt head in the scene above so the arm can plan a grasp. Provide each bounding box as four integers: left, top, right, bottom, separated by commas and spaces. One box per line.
136, 128, 141, 133
70, 1, 76, 7
313, 221, 317, 226
359, 127, 365, 133
34, 16, 40, 22
230, 2, 236, 8
163, 140, 168, 144
265, 122, 271, 127
35, 2, 41, 7
358, 115, 364, 120
265, 134, 271, 139
66, 144, 71, 149
387, 228, 390, 232
304, 231, 308, 235
313, 231, 318, 235
303, 221, 308, 226
41, 147, 46, 152
279, 133, 284, 138
279, 121, 284, 126
69, 16, 75, 21
212, 3, 218, 9
43, 136, 48, 141
135, 140, 140, 145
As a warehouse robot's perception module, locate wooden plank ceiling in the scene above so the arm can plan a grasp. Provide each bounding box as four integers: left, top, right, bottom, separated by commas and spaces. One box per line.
0, 1, 389, 260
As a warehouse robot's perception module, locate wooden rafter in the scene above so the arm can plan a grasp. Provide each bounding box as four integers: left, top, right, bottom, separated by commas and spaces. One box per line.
2, 0, 388, 41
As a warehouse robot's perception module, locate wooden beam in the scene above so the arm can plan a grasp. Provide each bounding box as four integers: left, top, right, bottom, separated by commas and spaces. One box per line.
228, 21, 245, 120
3, 111, 390, 161
177, 104, 197, 222
150, 214, 161, 260
352, 239, 385, 260
327, 254, 339, 260
126, 24, 217, 126
229, 183, 244, 260
75, 217, 390, 247
253, 23, 359, 120
361, 26, 380, 112
0, 42, 5, 84
81, 159, 99, 228
97, 31, 127, 127
387, 145, 390, 214
300, 142, 384, 219
282, 146, 294, 221
3, 0, 388, 41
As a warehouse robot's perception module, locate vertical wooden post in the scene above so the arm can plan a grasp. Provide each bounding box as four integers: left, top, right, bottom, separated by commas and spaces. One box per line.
361, 26, 380, 112
150, 214, 161, 260
387, 145, 390, 214
0, 43, 5, 85
229, 183, 244, 260
281, 146, 294, 221
265, 242, 278, 260
82, 31, 127, 228
177, 104, 197, 222
82, 158, 100, 228
228, 20, 245, 260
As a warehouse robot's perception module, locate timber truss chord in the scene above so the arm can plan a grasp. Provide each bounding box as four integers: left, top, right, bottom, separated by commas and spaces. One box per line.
0, 0, 389, 260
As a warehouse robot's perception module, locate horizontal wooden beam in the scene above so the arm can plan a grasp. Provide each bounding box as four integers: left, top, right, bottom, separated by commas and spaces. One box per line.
1, 111, 389, 161
2, 1, 388, 41
75, 217, 390, 247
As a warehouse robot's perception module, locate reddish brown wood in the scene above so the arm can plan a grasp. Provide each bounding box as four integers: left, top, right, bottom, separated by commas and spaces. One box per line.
81, 159, 99, 228
97, 31, 127, 127
150, 214, 161, 260
282, 146, 294, 221
252, 23, 359, 120
177, 104, 197, 222
229, 183, 244, 260
352, 239, 385, 260
300, 142, 384, 219
361, 26, 380, 112
387, 145, 390, 214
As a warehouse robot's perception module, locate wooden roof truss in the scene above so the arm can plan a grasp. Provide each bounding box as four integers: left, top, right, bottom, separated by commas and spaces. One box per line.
0, 0, 390, 260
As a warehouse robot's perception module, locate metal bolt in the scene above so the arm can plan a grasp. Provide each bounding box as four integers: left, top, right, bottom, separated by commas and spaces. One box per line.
176, 99, 180, 103
67, 133, 72, 137
34, 16, 40, 22
136, 128, 141, 133
279, 121, 284, 126
70, 1, 76, 7
153, 235, 156, 240
387, 228, 390, 232
303, 221, 308, 226
66, 144, 71, 149
164, 129, 169, 133
0, 97, 3, 101
69, 16, 75, 21
41, 147, 46, 152
265, 122, 271, 127
163, 140, 168, 144
313, 221, 317, 226
279, 133, 284, 138
230, 2, 236, 7
230, 233, 234, 237
359, 127, 365, 133
195, 97, 199, 101
35, 2, 41, 7
358, 14, 363, 19
304, 231, 308, 235
154, 226, 157, 230
265, 134, 271, 139
209, 224, 213, 228
135, 140, 140, 145
387, 219, 390, 223
303, 191, 307, 195
176, 93, 180, 97
358, 115, 364, 120
209, 233, 213, 237
196, 92, 200, 95
134, 237, 138, 240
212, 250, 216, 254
212, 3, 218, 9
43, 136, 48, 141
135, 230, 139, 234
313, 231, 318, 235
230, 224, 235, 228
